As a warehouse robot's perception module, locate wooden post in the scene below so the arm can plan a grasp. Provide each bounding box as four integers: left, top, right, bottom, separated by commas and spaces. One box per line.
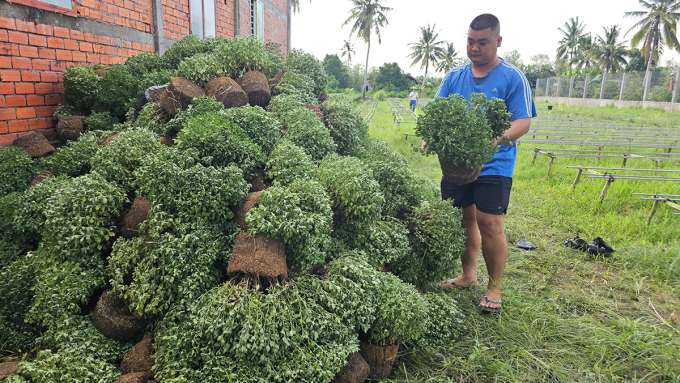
646, 199, 660, 226
569, 76, 575, 98
619, 72, 627, 101
622, 153, 628, 167
600, 73, 607, 99
599, 177, 614, 203
572, 168, 583, 189
531, 151, 538, 166
547, 156, 555, 177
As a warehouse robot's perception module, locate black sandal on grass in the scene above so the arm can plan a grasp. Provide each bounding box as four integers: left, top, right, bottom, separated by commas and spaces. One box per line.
479, 296, 502, 314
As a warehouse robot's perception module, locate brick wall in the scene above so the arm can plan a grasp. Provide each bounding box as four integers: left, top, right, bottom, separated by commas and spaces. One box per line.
263, 1, 287, 52
162, 0, 190, 39
77, 0, 154, 33
216, 0, 236, 38
0, 16, 154, 145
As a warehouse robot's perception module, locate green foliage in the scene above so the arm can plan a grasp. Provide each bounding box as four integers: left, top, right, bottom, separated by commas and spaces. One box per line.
282, 109, 337, 162
124, 51, 163, 77
264, 139, 316, 186
53, 103, 80, 121
12, 176, 70, 243
321, 96, 368, 156
414, 291, 465, 347
90, 128, 163, 193
0, 255, 40, 353
374, 89, 388, 101
110, 218, 237, 316
159, 34, 206, 70
272, 71, 318, 104
222, 105, 281, 155
0, 193, 32, 265
357, 218, 411, 269
373, 62, 409, 91
135, 148, 249, 223
390, 200, 466, 287
318, 154, 383, 225
263, 42, 285, 79
41, 132, 100, 177
62, 65, 101, 112
18, 344, 122, 383
246, 179, 332, 268
133, 102, 171, 136
154, 282, 357, 383
0, 146, 37, 198
416, 93, 511, 168
139, 69, 176, 91
176, 52, 226, 85
176, 113, 265, 180
84, 111, 119, 131
212, 36, 281, 79
96, 65, 141, 120
267, 93, 306, 123
323, 54, 350, 89
165, 95, 225, 137
285, 49, 328, 97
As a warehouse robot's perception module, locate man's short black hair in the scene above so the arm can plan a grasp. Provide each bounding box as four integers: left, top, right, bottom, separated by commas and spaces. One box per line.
470, 14, 500, 36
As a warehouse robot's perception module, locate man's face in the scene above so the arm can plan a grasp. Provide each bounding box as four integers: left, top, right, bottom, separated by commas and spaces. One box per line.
467, 28, 502, 67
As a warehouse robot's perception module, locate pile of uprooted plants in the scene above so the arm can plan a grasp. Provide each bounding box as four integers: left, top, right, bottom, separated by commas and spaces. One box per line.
0, 35, 467, 383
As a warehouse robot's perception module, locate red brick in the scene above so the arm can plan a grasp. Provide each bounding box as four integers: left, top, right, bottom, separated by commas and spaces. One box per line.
0, 43, 20, 56
35, 24, 53, 36
15, 83, 34, 94
21, 71, 41, 82
8, 120, 29, 133
77, 6, 90, 17
45, 95, 62, 105
38, 48, 56, 60
26, 95, 44, 106
93, 45, 106, 54
35, 83, 54, 94
0, 57, 10, 68
72, 51, 87, 62
0, 96, 4, 108
79, 42, 94, 52
19, 46, 39, 58
0, 109, 17, 120
84, 33, 96, 43
100, 55, 112, 65
0, 17, 16, 30
0, 122, 6, 134
41, 72, 59, 82
64, 39, 79, 50
5, 96, 26, 107
51, 62, 66, 72
47, 37, 64, 49
91, 10, 103, 20
12, 57, 32, 70
119, 8, 130, 18
36, 106, 54, 117
115, 17, 126, 27
82, 0, 95, 7
0, 30, 8, 43
53, 26, 70, 38
1, 70, 21, 82
15, 20, 36, 33
53, 84, 64, 93
87, 54, 100, 63
46, 118, 56, 129
0, 84, 14, 95
28, 118, 47, 130
31, 59, 50, 71
16, 107, 36, 119
8, 31, 28, 45
70, 30, 85, 41
107, 4, 119, 15
28, 34, 47, 47
56, 50, 73, 61
0, 134, 18, 146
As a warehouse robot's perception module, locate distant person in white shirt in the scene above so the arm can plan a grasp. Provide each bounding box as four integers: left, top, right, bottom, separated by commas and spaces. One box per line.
408, 89, 419, 112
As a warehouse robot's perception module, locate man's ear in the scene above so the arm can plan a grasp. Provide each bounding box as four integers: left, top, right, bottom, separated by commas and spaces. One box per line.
497, 36, 503, 47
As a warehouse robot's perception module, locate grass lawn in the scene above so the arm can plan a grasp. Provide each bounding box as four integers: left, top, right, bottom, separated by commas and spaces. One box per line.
365, 99, 680, 382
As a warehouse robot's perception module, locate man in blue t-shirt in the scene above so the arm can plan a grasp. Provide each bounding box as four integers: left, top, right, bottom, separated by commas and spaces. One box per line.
430, 14, 537, 313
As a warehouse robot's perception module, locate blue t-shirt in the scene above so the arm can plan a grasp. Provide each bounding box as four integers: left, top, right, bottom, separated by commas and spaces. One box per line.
435, 58, 537, 177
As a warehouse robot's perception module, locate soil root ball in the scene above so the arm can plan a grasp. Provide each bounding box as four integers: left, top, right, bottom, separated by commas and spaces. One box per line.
248, 168, 266, 193
233, 191, 262, 232
160, 77, 205, 116
0, 361, 19, 380
438, 157, 482, 185
331, 352, 370, 383
120, 334, 155, 375
305, 102, 324, 122
241, 71, 271, 108
28, 170, 53, 188
113, 372, 155, 383
318, 91, 329, 104
269, 70, 283, 86
102, 134, 119, 147
56, 116, 87, 143
119, 197, 150, 239
136, 86, 166, 115
159, 136, 176, 147
92, 289, 148, 341
359, 341, 400, 381
205, 77, 249, 109
12, 132, 55, 158
227, 233, 287, 279
94, 67, 111, 78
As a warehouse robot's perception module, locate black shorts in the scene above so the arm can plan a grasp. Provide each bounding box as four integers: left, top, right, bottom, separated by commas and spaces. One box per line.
441, 175, 513, 215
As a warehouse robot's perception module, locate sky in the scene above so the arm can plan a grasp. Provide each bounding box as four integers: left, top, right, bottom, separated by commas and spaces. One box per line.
290, 0, 680, 78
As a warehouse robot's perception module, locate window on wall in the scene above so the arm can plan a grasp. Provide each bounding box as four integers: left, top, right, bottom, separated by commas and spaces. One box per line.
250, 0, 264, 42
40, 0, 72, 7
11, 0, 76, 15
190, 0, 216, 39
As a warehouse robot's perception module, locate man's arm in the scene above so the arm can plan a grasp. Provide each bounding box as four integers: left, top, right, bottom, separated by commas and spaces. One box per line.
491, 117, 531, 145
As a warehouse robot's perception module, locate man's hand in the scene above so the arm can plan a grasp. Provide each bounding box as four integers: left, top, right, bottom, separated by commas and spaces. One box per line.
421, 141, 427, 150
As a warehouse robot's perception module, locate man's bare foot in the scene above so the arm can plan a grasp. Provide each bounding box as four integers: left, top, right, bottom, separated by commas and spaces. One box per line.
479, 287, 502, 311
435, 276, 479, 289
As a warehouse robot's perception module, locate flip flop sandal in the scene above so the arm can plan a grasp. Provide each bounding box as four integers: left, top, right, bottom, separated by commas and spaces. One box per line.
479, 296, 502, 314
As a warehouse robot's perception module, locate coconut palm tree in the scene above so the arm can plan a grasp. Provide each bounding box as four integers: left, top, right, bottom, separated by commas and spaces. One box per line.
570, 34, 595, 71
408, 24, 445, 91
556, 17, 588, 72
343, 0, 392, 98
291, 0, 310, 13
340, 40, 356, 67
436, 42, 461, 73
589, 25, 629, 73
625, 0, 680, 90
